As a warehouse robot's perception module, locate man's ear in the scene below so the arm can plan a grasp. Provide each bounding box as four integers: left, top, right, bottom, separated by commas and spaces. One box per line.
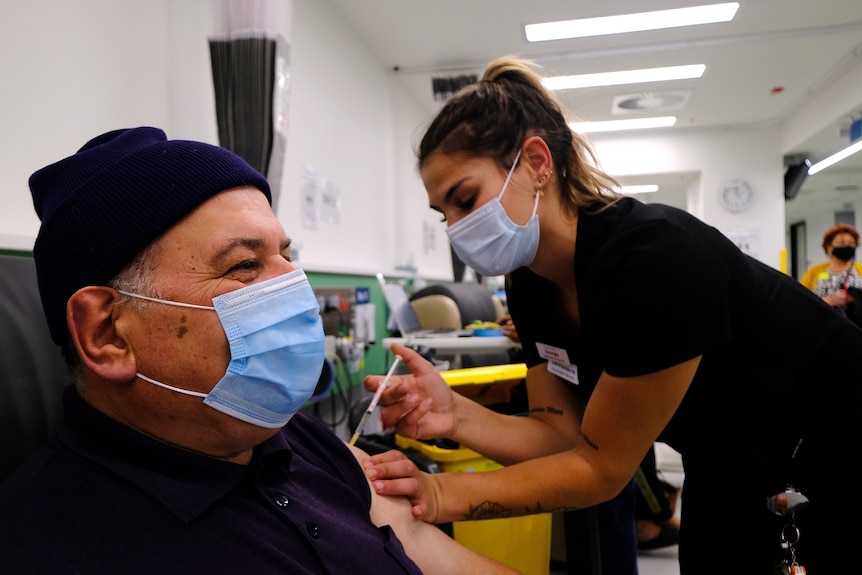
67, 286, 137, 382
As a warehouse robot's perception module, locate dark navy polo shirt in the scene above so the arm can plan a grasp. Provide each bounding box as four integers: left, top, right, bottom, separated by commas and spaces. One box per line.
0, 387, 422, 574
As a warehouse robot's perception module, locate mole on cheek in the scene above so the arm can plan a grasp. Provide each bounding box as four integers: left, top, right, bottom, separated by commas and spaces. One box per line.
176, 315, 189, 339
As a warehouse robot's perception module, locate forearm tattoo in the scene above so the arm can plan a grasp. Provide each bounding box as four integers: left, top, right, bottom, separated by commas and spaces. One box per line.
528, 406, 563, 415
458, 410, 593, 520
463, 501, 511, 520
463, 500, 580, 520
527, 502, 581, 513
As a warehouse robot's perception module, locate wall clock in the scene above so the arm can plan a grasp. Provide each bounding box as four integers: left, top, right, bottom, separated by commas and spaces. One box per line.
720, 179, 755, 212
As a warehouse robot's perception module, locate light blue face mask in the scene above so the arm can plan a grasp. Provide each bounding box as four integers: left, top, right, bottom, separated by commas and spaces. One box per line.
118, 269, 326, 429
446, 149, 540, 277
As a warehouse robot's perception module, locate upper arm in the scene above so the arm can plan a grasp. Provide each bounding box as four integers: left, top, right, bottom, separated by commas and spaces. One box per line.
345, 443, 417, 530
345, 443, 519, 575
579, 356, 700, 488
524, 362, 585, 447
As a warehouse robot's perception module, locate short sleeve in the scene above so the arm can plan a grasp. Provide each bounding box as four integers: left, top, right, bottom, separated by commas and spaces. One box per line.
581, 219, 734, 377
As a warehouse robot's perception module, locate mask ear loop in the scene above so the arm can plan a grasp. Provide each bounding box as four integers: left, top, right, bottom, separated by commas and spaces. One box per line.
116, 290, 215, 310
496, 149, 523, 201
530, 167, 554, 219
136, 372, 208, 398
528, 185, 542, 218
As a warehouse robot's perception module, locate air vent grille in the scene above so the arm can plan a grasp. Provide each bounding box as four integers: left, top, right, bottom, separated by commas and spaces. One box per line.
612, 91, 691, 115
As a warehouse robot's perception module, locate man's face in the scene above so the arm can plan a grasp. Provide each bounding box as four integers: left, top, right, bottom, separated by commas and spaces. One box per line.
118, 187, 295, 453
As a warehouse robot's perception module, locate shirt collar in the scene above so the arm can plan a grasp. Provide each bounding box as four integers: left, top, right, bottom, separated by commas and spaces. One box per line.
58, 387, 293, 522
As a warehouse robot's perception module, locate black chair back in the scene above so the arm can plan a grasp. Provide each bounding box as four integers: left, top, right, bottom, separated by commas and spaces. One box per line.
0, 255, 68, 479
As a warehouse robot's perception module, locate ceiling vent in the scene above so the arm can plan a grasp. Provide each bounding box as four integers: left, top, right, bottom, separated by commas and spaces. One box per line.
612, 91, 691, 115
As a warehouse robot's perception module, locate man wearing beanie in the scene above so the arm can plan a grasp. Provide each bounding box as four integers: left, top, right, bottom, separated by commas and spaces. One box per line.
0, 127, 516, 575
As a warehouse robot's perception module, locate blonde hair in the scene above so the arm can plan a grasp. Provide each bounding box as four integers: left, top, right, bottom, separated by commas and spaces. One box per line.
417, 56, 621, 214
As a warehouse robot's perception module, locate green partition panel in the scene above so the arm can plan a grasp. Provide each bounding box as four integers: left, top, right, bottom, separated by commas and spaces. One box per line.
306, 271, 390, 378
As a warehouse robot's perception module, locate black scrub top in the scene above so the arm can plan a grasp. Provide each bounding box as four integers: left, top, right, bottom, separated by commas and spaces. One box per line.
507, 197, 862, 480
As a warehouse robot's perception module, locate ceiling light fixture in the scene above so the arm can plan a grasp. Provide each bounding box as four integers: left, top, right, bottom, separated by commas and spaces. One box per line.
525, 2, 740, 42
570, 116, 677, 133
543, 64, 705, 91
808, 140, 862, 175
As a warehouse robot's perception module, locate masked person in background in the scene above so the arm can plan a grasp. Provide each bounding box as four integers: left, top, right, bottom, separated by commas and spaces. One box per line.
0, 127, 518, 575
800, 223, 862, 321
363, 56, 857, 574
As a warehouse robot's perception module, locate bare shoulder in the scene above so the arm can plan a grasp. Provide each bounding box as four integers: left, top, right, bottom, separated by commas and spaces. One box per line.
343, 442, 518, 574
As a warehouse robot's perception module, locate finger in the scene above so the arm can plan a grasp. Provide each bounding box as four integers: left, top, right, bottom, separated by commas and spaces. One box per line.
389, 342, 438, 377
412, 502, 431, 521
365, 372, 407, 395
362, 374, 381, 392
388, 396, 434, 432
364, 457, 419, 483
370, 476, 421, 498
363, 448, 408, 467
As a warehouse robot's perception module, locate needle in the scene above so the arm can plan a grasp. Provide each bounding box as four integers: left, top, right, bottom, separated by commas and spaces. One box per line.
348, 354, 402, 446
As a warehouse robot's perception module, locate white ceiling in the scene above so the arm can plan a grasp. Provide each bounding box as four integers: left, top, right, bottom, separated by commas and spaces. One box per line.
329, 0, 862, 219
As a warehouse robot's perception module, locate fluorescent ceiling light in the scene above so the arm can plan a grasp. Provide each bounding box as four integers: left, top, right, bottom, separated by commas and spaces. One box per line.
620, 185, 659, 195
570, 116, 677, 133
808, 140, 862, 175
526, 2, 739, 42
543, 64, 705, 91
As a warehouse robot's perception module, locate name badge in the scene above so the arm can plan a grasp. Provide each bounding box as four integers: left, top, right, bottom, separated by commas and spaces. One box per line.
536, 343, 579, 385
536, 342, 570, 364
547, 360, 579, 385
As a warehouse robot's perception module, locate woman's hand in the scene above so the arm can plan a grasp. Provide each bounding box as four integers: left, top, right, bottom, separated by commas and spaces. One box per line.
825, 288, 849, 307
497, 314, 520, 343
363, 342, 460, 440
363, 449, 441, 522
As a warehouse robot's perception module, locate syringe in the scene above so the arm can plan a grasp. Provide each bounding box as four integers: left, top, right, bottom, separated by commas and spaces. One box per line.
348, 354, 402, 446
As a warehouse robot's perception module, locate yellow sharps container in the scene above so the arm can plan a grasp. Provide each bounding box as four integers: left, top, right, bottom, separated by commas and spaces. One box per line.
395, 363, 552, 575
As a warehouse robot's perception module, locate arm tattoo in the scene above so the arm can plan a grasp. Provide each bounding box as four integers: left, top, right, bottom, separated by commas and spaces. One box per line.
582, 432, 599, 451
527, 502, 581, 514
528, 406, 563, 415
464, 501, 581, 520
463, 501, 512, 520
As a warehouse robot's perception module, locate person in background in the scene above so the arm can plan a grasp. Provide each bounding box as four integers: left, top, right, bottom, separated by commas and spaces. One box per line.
800, 223, 862, 319
362, 56, 856, 574
633, 446, 680, 551
0, 127, 517, 575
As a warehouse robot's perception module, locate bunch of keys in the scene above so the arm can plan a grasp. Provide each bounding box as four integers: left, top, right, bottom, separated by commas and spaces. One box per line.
767, 486, 808, 575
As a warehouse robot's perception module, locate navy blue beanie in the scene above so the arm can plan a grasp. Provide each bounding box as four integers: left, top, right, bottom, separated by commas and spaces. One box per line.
29, 127, 272, 344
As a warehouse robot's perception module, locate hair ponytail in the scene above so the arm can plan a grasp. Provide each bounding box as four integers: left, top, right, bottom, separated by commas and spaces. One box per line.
418, 56, 621, 214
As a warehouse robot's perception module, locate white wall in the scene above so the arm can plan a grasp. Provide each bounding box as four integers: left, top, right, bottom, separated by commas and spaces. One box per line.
0, 1, 173, 250
592, 126, 786, 269
281, 0, 397, 275
0, 0, 439, 280
281, 0, 450, 279
0, 0, 853, 281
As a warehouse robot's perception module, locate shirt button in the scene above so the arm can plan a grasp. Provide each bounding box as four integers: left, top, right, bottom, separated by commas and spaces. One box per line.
273, 493, 289, 508
306, 522, 320, 539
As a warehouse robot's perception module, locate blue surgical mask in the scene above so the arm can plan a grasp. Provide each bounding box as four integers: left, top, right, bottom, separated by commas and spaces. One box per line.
446, 149, 540, 277
118, 269, 326, 429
